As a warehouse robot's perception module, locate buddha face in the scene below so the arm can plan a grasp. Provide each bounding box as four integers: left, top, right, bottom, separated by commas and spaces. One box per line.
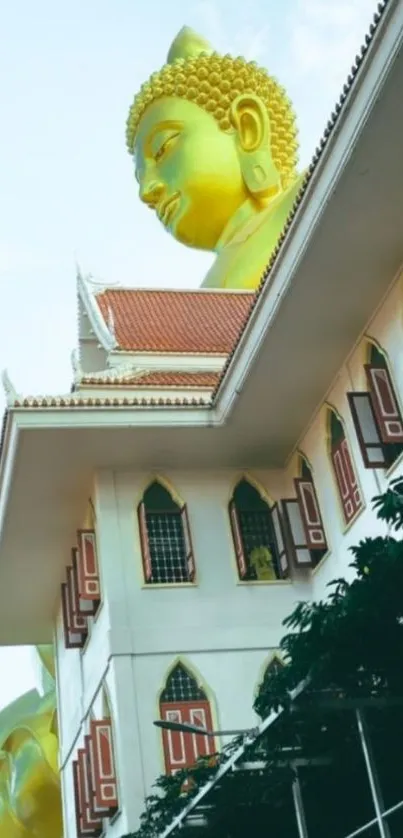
134, 97, 248, 251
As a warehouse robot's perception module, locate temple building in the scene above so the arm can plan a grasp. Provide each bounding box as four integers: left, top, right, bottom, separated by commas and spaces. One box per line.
0, 0, 402, 836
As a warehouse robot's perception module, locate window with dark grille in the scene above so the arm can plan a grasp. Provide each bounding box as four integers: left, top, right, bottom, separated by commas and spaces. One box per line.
233, 480, 281, 581
142, 482, 190, 584
160, 663, 207, 703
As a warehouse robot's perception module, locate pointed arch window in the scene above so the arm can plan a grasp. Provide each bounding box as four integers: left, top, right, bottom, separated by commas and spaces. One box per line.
294, 456, 327, 568
159, 663, 215, 775
229, 479, 289, 581
137, 481, 195, 584
348, 344, 403, 469
329, 410, 362, 525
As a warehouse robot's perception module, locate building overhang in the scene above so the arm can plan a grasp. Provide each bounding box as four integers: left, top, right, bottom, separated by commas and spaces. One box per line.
0, 0, 403, 642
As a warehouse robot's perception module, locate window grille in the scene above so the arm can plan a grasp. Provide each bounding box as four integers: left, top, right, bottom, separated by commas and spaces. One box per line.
161, 664, 206, 703
146, 511, 189, 583
138, 482, 195, 584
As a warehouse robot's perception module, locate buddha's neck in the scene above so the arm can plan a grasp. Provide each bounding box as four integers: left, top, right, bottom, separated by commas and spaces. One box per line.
214, 199, 258, 251
215, 192, 281, 252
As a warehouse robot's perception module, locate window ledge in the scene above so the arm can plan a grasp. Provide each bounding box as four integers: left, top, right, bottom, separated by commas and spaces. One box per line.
236, 579, 292, 586
141, 582, 198, 589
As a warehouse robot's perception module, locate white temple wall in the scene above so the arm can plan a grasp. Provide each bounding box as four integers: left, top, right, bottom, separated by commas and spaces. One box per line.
54, 273, 403, 835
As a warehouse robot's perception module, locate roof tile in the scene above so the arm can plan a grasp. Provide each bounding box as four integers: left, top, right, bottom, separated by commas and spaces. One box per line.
96, 289, 254, 354
81, 371, 220, 388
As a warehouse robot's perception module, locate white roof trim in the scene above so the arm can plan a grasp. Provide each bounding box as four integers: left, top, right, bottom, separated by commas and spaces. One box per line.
77, 272, 117, 352
76, 363, 152, 385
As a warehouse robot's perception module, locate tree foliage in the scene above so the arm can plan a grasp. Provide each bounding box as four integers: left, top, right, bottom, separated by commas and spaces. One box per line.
121, 477, 403, 838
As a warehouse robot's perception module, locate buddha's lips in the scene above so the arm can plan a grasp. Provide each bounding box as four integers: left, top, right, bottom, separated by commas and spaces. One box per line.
157, 193, 180, 226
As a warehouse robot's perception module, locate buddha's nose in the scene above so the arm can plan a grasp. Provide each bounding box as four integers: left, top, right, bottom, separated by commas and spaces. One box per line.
140, 178, 165, 209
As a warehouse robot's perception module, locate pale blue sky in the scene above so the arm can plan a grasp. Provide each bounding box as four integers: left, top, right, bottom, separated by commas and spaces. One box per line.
0, 0, 376, 707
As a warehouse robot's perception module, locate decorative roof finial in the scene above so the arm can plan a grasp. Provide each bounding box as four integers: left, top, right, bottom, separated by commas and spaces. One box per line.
1, 369, 19, 406
70, 350, 83, 384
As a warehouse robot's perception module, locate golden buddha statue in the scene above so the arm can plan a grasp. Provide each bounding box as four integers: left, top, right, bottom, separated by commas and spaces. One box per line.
126, 26, 304, 290
0, 646, 61, 837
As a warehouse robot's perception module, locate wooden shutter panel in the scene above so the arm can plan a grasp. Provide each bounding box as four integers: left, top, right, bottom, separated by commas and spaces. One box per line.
332, 438, 362, 524
347, 392, 387, 468
160, 702, 215, 775
67, 567, 89, 632
138, 501, 152, 582
61, 582, 87, 650
76, 530, 101, 616
181, 505, 196, 581
294, 479, 327, 550
282, 499, 313, 567
269, 503, 289, 578
160, 706, 187, 774
72, 548, 95, 617
229, 501, 247, 578
72, 758, 102, 837
84, 735, 101, 821
90, 719, 119, 814
365, 364, 403, 443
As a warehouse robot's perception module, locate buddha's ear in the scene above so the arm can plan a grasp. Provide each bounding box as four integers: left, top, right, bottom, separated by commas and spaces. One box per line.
230, 94, 281, 199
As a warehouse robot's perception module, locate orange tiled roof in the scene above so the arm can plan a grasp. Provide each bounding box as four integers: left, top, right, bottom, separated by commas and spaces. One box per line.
95, 289, 254, 354
81, 371, 220, 387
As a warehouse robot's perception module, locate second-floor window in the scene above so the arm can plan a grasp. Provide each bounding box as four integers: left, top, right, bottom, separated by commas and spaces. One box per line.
229, 479, 289, 581
137, 481, 195, 584
348, 343, 403, 469
159, 663, 215, 774
329, 409, 363, 525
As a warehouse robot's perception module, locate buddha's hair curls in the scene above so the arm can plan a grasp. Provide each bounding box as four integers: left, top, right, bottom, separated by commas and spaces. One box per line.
126, 52, 299, 188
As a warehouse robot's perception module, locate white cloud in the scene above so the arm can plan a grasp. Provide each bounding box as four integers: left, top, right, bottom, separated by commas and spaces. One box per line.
191, 0, 271, 61
288, 0, 378, 89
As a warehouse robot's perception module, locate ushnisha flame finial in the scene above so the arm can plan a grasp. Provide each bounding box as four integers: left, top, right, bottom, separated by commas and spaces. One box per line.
166, 26, 213, 63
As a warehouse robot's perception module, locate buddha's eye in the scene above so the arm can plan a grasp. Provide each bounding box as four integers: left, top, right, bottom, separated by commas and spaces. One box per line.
154, 132, 180, 163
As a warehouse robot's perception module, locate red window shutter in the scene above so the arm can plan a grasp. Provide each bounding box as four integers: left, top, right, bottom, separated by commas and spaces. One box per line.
138, 501, 152, 582
181, 505, 196, 581
269, 503, 289, 578
282, 499, 313, 568
61, 582, 87, 650
76, 530, 101, 616
67, 567, 89, 633
160, 701, 215, 775
72, 758, 102, 837
365, 364, 403, 443
89, 719, 119, 814
72, 548, 95, 617
84, 735, 100, 821
294, 479, 327, 550
332, 438, 362, 523
228, 501, 247, 578
347, 392, 387, 468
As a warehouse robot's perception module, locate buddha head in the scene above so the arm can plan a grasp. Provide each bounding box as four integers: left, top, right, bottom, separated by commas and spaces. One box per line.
126, 27, 299, 252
